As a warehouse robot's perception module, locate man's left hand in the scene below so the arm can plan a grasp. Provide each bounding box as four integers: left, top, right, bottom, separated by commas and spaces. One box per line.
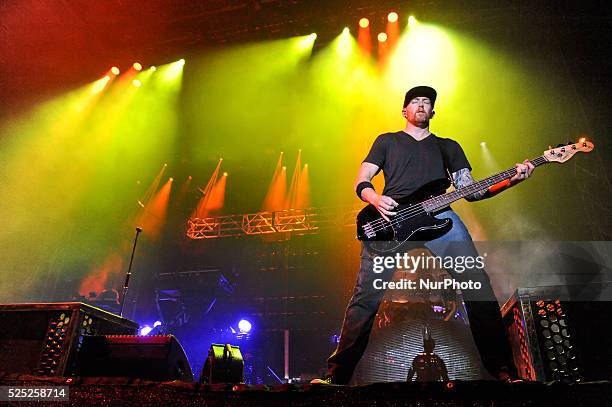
510, 159, 535, 183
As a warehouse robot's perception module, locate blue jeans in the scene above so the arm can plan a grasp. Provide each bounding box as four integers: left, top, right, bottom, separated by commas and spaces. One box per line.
326, 210, 516, 383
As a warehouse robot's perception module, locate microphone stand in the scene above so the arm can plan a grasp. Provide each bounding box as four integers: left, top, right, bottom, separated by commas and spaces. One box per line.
119, 227, 143, 318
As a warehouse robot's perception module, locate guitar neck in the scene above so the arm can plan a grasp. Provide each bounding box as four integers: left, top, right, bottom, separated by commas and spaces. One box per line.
422, 155, 549, 212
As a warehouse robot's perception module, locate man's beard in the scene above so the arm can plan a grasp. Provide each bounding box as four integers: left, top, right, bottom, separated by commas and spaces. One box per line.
411, 113, 430, 126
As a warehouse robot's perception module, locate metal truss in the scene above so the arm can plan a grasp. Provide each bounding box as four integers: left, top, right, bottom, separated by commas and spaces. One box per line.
187, 205, 362, 239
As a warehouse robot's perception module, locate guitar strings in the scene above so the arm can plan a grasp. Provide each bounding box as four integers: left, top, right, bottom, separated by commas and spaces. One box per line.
367, 169, 516, 232
366, 156, 547, 232
365, 156, 547, 234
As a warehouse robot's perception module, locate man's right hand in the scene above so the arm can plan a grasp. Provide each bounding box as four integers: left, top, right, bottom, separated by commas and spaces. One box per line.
371, 194, 398, 222
355, 162, 398, 222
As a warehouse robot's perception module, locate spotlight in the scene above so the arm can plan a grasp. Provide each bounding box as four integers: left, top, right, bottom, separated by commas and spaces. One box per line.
150, 66, 157, 71
169, 177, 174, 182
132, 79, 142, 87
282, 166, 286, 170
408, 15, 417, 26
111, 66, 120, 75
359, 18, 369, 28
200, 344, 244, 384
153, 321, 162, 328
223, 172, 228, 177
92, 76, 111, 94
179, 58, 186, 66
238, 319, 252, 333
480, 141, 487, 147
140, 325, 152, 336
342, 27, 350, 35
297, 33, 317, 51
377, 32, 387, 42
133, 62, 142, 71
387, 12, 399, 23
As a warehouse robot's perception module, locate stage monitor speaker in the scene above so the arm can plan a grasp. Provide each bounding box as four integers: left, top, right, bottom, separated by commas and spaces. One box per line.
200, 343, 244, 384
76, 335, 193, 381
502, 285, 612, 383
0, 302, 138, 376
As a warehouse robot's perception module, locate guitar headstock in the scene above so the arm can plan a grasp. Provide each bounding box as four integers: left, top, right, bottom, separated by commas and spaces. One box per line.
543, 138, 594, 163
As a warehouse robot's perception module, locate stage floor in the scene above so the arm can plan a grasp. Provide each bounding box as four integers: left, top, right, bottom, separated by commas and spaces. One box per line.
1, 374, 610, 406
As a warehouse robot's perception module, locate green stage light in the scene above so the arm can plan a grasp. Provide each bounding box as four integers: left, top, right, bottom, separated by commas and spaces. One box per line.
91, 76, 111, 94
160, 59, 185, 83
295, 33, 317, 53
336, 27, 353, 57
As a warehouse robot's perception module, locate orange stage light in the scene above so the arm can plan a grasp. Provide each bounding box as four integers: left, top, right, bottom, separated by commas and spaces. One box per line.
378, 33, 389, 67
263, 152, 287, 211
206, 174, 227, 211
358, 18, 372, 56
139, 178, 173, 239
138, 163, 167, 210
193, 159, 224, 219
286, 150, 309, 209
295, 163, 310, 209
386, 12, 400, 47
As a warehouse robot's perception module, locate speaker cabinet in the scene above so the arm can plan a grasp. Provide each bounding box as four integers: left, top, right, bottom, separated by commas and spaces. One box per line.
76, 335, 193, 381
502, 286, 612, 383
0, 302, 138, 376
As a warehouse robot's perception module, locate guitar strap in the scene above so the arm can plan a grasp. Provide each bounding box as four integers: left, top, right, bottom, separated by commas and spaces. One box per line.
432, 135, 455, 187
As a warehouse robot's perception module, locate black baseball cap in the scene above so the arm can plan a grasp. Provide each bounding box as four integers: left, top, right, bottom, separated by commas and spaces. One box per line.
403, 86, 437, 108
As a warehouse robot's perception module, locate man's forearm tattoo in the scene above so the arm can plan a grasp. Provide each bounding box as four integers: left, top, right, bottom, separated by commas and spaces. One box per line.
451, 168, 488, 201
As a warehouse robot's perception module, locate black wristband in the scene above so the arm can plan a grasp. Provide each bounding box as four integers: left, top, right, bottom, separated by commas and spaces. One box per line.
356, 181, 375, 200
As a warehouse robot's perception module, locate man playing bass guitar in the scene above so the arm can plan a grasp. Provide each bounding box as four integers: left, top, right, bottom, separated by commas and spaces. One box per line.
314, 86, 533, 385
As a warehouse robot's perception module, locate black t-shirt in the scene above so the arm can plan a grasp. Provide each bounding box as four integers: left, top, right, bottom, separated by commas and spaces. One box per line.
363, 131, 472, 200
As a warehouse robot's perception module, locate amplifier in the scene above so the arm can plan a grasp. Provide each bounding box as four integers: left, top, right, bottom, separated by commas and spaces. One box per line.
0, 302, 138, 376
502, 285, 612, 383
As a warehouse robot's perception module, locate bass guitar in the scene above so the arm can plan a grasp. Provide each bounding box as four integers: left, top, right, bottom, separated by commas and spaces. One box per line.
356, 140, 594, 253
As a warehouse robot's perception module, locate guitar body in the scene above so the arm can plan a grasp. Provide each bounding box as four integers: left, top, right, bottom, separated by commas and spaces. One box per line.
356, 180, 453, 254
